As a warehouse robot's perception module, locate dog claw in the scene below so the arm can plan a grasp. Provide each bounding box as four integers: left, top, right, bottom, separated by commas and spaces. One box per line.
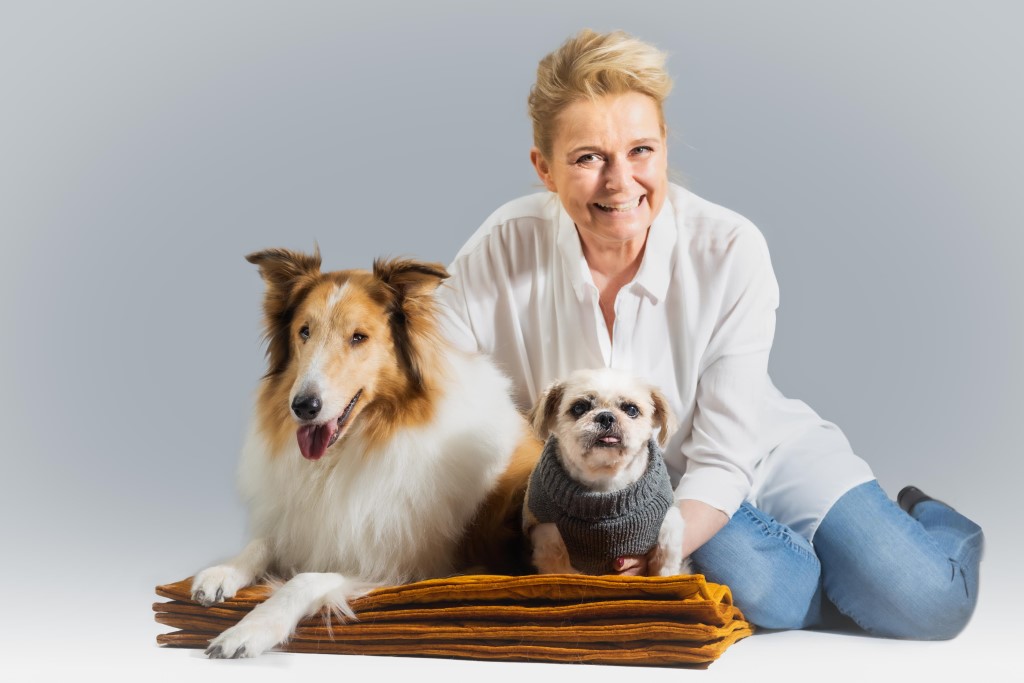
231, 646, 247, 659
193, 590, 207, 605
215, 588, 224, 603
205, 644, 223, 658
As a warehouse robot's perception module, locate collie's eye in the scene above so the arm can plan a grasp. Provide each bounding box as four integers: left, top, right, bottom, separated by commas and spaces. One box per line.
351, 333, 367, 345
622, 403, 640, 418
299, 325, 310, 341
570, 400, 590, 418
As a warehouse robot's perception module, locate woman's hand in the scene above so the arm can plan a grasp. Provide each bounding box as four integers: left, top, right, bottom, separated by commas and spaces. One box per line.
612, 555, 648, 576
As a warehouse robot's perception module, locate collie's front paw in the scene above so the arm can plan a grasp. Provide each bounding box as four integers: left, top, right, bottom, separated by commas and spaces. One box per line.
204, 611, 286, 659
191, 565, 250, 606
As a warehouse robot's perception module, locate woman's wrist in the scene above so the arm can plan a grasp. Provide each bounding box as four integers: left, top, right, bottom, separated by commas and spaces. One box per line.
677, 498, 730, 557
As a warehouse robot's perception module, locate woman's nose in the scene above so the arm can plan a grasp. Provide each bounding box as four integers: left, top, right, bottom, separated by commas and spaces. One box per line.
603, 158, 632, 192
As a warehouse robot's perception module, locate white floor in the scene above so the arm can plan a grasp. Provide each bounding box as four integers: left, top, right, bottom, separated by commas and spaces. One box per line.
8, 564, 1017, 682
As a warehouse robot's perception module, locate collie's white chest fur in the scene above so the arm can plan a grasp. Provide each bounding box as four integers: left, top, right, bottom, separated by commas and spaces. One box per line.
237, 352, 522, 585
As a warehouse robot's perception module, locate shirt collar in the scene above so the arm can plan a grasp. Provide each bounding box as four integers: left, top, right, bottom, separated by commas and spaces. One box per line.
555, 193, 677, 304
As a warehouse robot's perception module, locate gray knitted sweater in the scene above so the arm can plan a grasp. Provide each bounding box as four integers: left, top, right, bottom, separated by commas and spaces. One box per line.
526, 436, 675, 574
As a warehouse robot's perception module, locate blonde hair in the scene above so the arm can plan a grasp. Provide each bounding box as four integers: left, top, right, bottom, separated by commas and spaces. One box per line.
528, 29, 672, 159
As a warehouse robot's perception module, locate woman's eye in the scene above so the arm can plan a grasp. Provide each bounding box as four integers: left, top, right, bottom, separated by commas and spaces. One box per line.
299, 325, 310, 341
574, 153, 600, 165
631, 145, 653, 156
351, 333, 368, 345
570, 401, 590, 418
623, 403, 640, 418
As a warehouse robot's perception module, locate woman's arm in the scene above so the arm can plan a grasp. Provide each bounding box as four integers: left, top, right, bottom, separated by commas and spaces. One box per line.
678, 498, 730, 557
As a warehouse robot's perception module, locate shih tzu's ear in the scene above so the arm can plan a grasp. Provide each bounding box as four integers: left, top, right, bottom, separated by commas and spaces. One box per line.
650, 386, 678, 447
528, 381, 566, 440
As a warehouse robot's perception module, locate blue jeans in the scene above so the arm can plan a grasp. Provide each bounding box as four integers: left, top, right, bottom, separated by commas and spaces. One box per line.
690, 480, 984, 639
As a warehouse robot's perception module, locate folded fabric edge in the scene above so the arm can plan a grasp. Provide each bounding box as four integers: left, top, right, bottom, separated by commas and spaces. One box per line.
156, 628, 754, 668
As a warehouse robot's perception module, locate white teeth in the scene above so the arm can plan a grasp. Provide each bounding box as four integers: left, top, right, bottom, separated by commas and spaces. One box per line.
596, 198, 641, 211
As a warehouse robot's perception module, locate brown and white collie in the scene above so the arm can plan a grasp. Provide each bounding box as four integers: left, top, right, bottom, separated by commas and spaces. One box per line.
191, 248, 539, 659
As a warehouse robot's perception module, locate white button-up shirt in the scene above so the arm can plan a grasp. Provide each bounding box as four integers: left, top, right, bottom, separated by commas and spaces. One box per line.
438, 184, 871, 521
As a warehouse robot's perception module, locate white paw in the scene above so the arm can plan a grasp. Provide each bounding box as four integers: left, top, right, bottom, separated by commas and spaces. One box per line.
649, 506, 686, 576
191, 565, 251, 606
204, 609, 288, 659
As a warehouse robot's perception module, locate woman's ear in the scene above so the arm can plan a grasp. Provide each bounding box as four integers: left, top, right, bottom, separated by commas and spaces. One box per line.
530, 147, 558, 193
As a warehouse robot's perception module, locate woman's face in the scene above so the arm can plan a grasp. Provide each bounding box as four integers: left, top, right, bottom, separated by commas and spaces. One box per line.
531, 92, 668, 248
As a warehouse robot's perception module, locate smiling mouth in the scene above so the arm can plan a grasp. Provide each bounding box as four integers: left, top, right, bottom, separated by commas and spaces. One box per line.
295, 390, 363, 460
595, 196, 643, 212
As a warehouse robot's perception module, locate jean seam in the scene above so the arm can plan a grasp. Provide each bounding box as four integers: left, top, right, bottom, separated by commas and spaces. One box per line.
738, 505, 818, 564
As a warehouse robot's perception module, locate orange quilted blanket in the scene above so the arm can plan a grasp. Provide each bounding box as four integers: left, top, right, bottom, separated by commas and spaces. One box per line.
154, 573, 753, 668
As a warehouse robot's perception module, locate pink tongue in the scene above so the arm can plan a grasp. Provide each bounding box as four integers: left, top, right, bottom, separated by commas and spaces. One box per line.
296, 421, 339, 460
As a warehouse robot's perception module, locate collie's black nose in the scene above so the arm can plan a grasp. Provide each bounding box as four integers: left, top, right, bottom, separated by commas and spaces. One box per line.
595, 411, 616, 429
292, 395, 322, 420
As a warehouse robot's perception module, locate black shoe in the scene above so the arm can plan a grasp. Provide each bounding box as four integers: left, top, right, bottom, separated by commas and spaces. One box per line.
897, 485, 938, 514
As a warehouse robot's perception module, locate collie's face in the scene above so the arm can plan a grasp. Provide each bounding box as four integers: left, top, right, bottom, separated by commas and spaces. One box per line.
246, 249, 449, 460
287, 277, 395, 460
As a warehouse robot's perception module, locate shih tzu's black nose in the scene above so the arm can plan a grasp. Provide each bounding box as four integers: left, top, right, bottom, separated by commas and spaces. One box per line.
595, 411, 616, 429
291, 394, 322, 420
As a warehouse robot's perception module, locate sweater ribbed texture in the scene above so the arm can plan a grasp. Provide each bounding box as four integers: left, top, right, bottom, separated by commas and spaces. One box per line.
527, 437, 675, 574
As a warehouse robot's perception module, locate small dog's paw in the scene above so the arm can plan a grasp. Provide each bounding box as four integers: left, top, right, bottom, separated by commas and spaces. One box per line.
204, 612, 284, 659
191, 565, 250, 606
649, 506, 686, 576
530, 523, 580, 575
648, 543, 681, 576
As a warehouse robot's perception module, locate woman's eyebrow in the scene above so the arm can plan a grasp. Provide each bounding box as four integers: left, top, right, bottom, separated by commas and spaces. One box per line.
566, 137, 661, 157
566, 144, 601, 157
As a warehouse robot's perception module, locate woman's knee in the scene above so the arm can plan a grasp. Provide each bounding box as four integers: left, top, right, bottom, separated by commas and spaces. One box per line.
692, 503, 822, 630
815, 481, 979, 639
826, 559, 975, 640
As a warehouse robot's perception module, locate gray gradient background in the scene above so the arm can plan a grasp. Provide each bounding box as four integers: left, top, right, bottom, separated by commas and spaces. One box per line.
2, 1, 1021, 680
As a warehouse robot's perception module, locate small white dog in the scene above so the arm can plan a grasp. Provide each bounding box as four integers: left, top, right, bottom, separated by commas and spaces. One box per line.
523, 368, 689, 576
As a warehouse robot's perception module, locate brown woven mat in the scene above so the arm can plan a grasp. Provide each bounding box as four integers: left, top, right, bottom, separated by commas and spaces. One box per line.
154, 574, 753, 668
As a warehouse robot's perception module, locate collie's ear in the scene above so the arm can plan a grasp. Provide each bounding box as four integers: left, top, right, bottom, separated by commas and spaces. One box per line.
245, 247, 323, 378
245, 247, 322, 289
650, 386, 678, 447
372, 258, 450, 393
528, 381, 565, 440
372, 258, 449, 298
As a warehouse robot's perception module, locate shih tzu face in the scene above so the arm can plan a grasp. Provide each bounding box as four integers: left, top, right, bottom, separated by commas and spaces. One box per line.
530, 368, 677, 492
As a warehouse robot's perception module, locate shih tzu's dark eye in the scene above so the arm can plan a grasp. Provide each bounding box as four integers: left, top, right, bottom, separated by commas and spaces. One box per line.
570, 400, 590, 418
299, 325, 311, 341
622, 403, 640, 418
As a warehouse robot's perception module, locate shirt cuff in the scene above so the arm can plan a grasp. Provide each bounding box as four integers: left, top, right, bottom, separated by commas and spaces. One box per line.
673, 463, 749, 518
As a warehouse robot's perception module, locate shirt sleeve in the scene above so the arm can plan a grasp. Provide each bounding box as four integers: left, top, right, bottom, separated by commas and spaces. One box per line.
435, 266, 482, 355
674, 223, 779, 517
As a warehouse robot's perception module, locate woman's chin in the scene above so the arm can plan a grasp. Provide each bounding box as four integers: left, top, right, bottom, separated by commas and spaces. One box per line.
577, 218, 650, 247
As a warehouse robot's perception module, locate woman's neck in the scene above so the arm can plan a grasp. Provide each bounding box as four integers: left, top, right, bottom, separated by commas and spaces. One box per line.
577, 227, 649, 336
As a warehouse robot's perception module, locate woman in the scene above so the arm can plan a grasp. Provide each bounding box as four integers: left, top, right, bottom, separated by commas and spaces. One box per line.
436, 29, 982, 639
